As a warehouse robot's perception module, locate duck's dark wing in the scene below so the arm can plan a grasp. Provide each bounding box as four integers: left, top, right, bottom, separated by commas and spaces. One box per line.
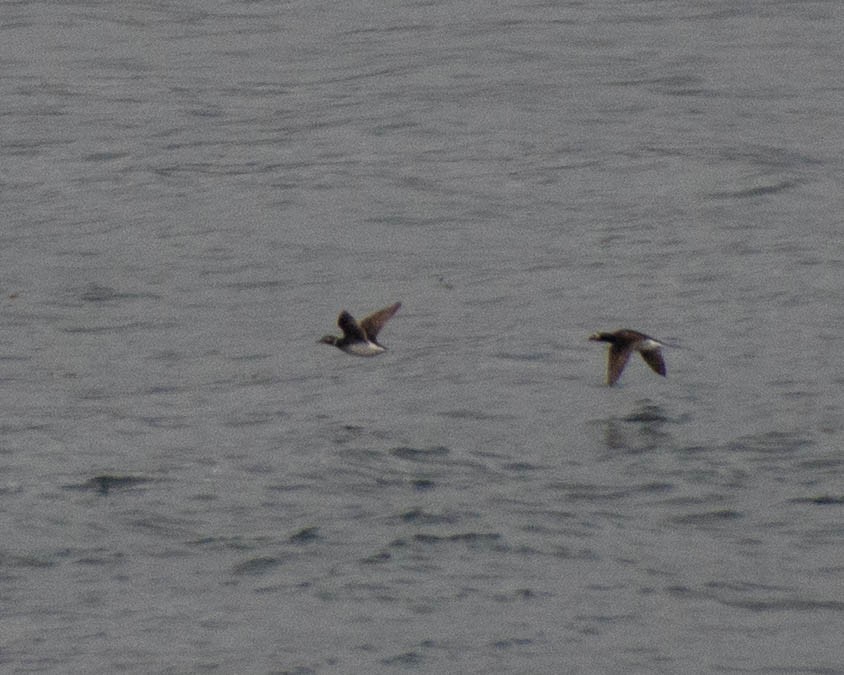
639, 347, 667, 377
337, 311, 367, 341
359, 302, 401, 340
607, 344, 633, 385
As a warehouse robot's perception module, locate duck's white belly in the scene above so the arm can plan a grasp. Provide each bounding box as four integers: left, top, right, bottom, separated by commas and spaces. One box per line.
639, 339, 663, 351
343, 341, 385, 356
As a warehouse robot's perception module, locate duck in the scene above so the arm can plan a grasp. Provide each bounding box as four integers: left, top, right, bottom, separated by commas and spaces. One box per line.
589, 329, 667, 385
319, 302, 401, 356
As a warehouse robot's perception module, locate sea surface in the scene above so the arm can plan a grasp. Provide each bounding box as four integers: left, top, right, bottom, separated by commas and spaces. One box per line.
1, 1, 842, 673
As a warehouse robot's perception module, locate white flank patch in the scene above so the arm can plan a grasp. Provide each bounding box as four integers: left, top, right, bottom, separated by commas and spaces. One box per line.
345, 341, 385, 357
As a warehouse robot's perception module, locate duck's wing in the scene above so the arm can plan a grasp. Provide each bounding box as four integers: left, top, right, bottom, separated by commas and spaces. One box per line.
607, 344, 633, 385
359, 302, 401, 340
638, 346, 667, 377
337, 311, 367, 341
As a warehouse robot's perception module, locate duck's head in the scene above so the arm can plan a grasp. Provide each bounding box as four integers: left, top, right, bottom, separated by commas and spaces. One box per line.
589, 332, 611, 343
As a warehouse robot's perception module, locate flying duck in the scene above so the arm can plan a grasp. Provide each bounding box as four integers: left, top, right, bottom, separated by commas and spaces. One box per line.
589, 329, 667, 385
319, 302, 401, 356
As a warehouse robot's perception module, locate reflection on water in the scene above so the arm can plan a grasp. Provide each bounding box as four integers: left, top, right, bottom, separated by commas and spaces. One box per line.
591, 400, 676, 453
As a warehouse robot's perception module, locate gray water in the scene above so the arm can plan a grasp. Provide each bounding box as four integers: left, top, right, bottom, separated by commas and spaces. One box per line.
1, 1, 842, 673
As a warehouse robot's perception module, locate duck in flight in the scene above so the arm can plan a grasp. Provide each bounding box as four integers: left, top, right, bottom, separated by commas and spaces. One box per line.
319, 302, 401, 356
589, 329, 667, 385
